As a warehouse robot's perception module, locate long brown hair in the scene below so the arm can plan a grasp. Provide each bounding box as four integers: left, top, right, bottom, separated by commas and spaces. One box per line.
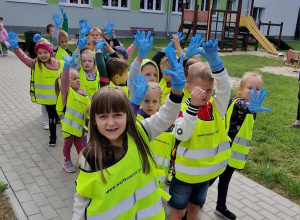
81, 86, 154, 183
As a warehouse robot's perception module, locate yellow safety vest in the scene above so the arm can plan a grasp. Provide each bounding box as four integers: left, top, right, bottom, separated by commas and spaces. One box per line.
226, 98, 255, 169
76, 122, 165, 220
175, 100, 231, 184
78, 67, 100, 101
159, 78, 172, 105
54, 46, 69, 61
109, 81, 129, 97
137, 114, 175, 188
182, 87, 191, 104
56, 88, 90, 138
30, 59, 64, 105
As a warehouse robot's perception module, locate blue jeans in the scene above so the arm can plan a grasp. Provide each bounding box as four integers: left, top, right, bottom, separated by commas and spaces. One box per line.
168, 177, 209, 209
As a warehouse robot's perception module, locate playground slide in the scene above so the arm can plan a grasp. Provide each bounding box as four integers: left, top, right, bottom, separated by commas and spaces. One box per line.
239, 15, 282, 56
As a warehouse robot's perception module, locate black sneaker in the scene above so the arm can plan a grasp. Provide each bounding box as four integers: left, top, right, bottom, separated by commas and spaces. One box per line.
48, 137, 56, 147
215, 207, 236, 220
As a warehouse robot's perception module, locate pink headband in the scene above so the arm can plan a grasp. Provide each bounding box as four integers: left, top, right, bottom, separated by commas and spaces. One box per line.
35, 42, 54, 57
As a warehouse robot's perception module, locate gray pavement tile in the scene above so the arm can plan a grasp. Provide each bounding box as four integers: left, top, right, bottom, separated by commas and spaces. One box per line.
5, 150, 18, 159
276, 211, 299, 220
32, 193, 50, 207
272, 195, 299, 209
240, 198, 262, 212
36, 161, 51, 171
0, 163, 14, 172
15, 189, 33, 203
9, 157, 24, 166
64, 198, 74, 211
9, 179, 26, 191
28, 167, 43, 177
21, 201, 40, 216
18, 151, 31, 160
40, 184, 58, 198
5, 170, 20, 181
274, 203, 298, 217
42, 169, 56, 179
14, 165, 30, 175
241, 207, 264, 220
39, 204, 58, 220
12, 145, 26, 153
240, 191, 260, 203
34, 175, 50, 187
56, 207, 73, 220
25, 183, 42, 195
28, 214, 46, 220
48, 178, 65, 189
48, 195, 67, 210
31, 154, 44, 163
259, 209, 282, 220
23, 159, 37, 169
56, 187, 74, 200
0, 154, 9, 164
19, 173, 35, 185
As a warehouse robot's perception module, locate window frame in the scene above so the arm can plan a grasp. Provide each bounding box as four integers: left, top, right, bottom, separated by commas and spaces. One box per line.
59, 0, 91, 8
140, 0, 164, 13
102, 0, 130, 10
172, 0, 194, 15
228, 0, 236, 11
201, 0, 219, 17
6, 0, 46, 4
253, 7, 264, 23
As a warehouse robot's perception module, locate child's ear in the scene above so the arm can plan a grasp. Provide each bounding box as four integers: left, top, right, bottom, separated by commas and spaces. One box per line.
185, 82, 190, 92
237, 86, 242, 94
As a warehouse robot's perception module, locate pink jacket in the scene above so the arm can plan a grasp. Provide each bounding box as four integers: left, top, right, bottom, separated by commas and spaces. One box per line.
0, 28, 10, 47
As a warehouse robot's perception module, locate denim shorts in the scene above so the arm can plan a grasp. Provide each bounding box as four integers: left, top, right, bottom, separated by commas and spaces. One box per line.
168, 177, 209, 209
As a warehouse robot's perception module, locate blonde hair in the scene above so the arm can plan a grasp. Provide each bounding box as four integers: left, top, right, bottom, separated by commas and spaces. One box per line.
80, 49, 96, 72
147, 82, 162, 99
187, 62, 213, 83
239, 72, 263, 90
90, 27, 103, 36
58, 30, 68, 40
184, 59, 199, 78
160, 56, 170, 71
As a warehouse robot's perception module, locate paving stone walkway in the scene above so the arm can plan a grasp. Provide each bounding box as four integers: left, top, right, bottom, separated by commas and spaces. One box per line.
0, 52, 299, 220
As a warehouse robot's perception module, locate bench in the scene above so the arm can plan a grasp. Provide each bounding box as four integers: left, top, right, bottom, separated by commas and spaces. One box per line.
130, 27, 155, 36
18, 38, 26, 51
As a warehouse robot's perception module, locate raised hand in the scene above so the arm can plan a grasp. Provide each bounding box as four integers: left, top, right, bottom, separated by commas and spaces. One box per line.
185, 34, 205, 58
137, 31, 154, 59
52, 13, 62, 29
59, 6, 68, 19
79, 25, 92, 40
6, 32, 19, 50
95, 40, 107, 52
77, 38, 88, 50
79, 19, 88, 31
103, 20, 115, 37
63, 55, 75, 70
163, 47, 185, 91
248, 88, 271, 113
198, 39, 223, 71
133, 30, 141, 47
163, 32, 184, 52
130, 75, 149, 105
33, 34, 42, 43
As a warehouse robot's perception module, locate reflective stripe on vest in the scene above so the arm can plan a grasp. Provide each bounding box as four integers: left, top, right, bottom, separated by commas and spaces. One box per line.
233, 137, 251, 147
35, 94, 57, 100
177, 141, 230, 159
87, 179, 161, 220
63, 117, 83, 131
175, 160, 229, 176
34, 84, 55, 90
88, 94, 93, 101
153, 154, 170, 168
231, 150, 248, 161
66, 106, 86, 121
136, 197, 163, 219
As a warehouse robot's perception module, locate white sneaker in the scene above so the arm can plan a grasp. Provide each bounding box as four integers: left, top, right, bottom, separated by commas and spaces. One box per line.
43, 123, 49, 130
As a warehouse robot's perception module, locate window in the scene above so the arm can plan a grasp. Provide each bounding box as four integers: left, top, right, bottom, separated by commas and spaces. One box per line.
140, 0, 163, 12
7, 0, 45, 4
103, 0, 129, 9
201, 0, 219, 16
172, 0, 193, 13
59, 0, 90, 7
253, 7, 264, 23
228, 0, 236, 11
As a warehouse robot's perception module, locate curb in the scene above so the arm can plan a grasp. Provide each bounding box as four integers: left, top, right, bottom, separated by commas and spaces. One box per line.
0, 167, 28, 220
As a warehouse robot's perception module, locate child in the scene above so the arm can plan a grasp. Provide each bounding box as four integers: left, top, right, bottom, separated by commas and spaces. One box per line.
130, 77, 176, 189
169, 39, 231, 220
7, 32, 63, 147
52, 13, 72, 60
46, 7, 68, 44
55, 56, 91, 173
85, 37, 96, 51
289, 69, 300, 128
159, 56, 172, 104
72, 48, 186, 220
0, 23, 9, 56
89, 27, 104, 41
209, 73, 270, 220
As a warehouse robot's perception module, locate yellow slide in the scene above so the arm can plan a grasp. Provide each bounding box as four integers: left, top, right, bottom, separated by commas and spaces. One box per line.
239, 15, 283, 56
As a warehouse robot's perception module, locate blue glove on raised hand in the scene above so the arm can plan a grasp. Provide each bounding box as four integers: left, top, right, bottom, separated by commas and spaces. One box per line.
198, 39, 223, 71
59, 6, 68, 19
163, 32, 184, 52
79, 19, 88, 31
52, 13, 62, 29
95, 40, 107, 51
33, 34, 42, 43
77, 38, 88, 50
163, 47, 185, 91
248, 88, 271, 113
103, 20, 115, 37
137, 31, 154, 59
133, 30, 141, 47
185, 34, 205, 58
79, 25, 92, 40
63, 55, 75, 70
130, 75, 149, 105
6, 32, 19, 50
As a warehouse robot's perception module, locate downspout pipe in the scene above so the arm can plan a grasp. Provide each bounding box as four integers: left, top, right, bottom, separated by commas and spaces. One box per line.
166, 0, 172, 37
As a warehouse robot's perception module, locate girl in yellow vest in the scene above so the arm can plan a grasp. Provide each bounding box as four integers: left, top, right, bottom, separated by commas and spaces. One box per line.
209, 73, 270, 220
73, 48, 186, 220
55, 55, 91, 173
6, 31, 63, 147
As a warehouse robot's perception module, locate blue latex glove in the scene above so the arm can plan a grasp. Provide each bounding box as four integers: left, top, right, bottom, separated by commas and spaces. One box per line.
130, 75, 149, 105
133, 30, 140, 47
77, 38, 88, 50
103, 20, 114, 37
6, 32, 19, 50
162, 32, 184, 52
163, 47, 185, 91
79, 19, 88, 31
33, 34, 42, 43
198, 39, 223, 71
137, 31, 154, 59
79, 25, 92, 40
59, 6, 68, 19
52, 13, 62, 29
103, 50, 111, 59
95, 40, 107, 51
248, 88, 271, 113
63, 55, 75, 70
185, 34, 205, 58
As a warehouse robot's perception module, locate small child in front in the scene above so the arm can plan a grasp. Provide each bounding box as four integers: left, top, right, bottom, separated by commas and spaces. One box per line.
0, 23, 9, 56
169, 39, 231, 220
209, 72, 270, 220
55, 55, 91, 173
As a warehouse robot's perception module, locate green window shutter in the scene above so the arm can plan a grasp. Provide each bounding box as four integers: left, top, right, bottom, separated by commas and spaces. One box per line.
47, 0, 58, 4
93, 0, 102, 7
131, 0, 140, 11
